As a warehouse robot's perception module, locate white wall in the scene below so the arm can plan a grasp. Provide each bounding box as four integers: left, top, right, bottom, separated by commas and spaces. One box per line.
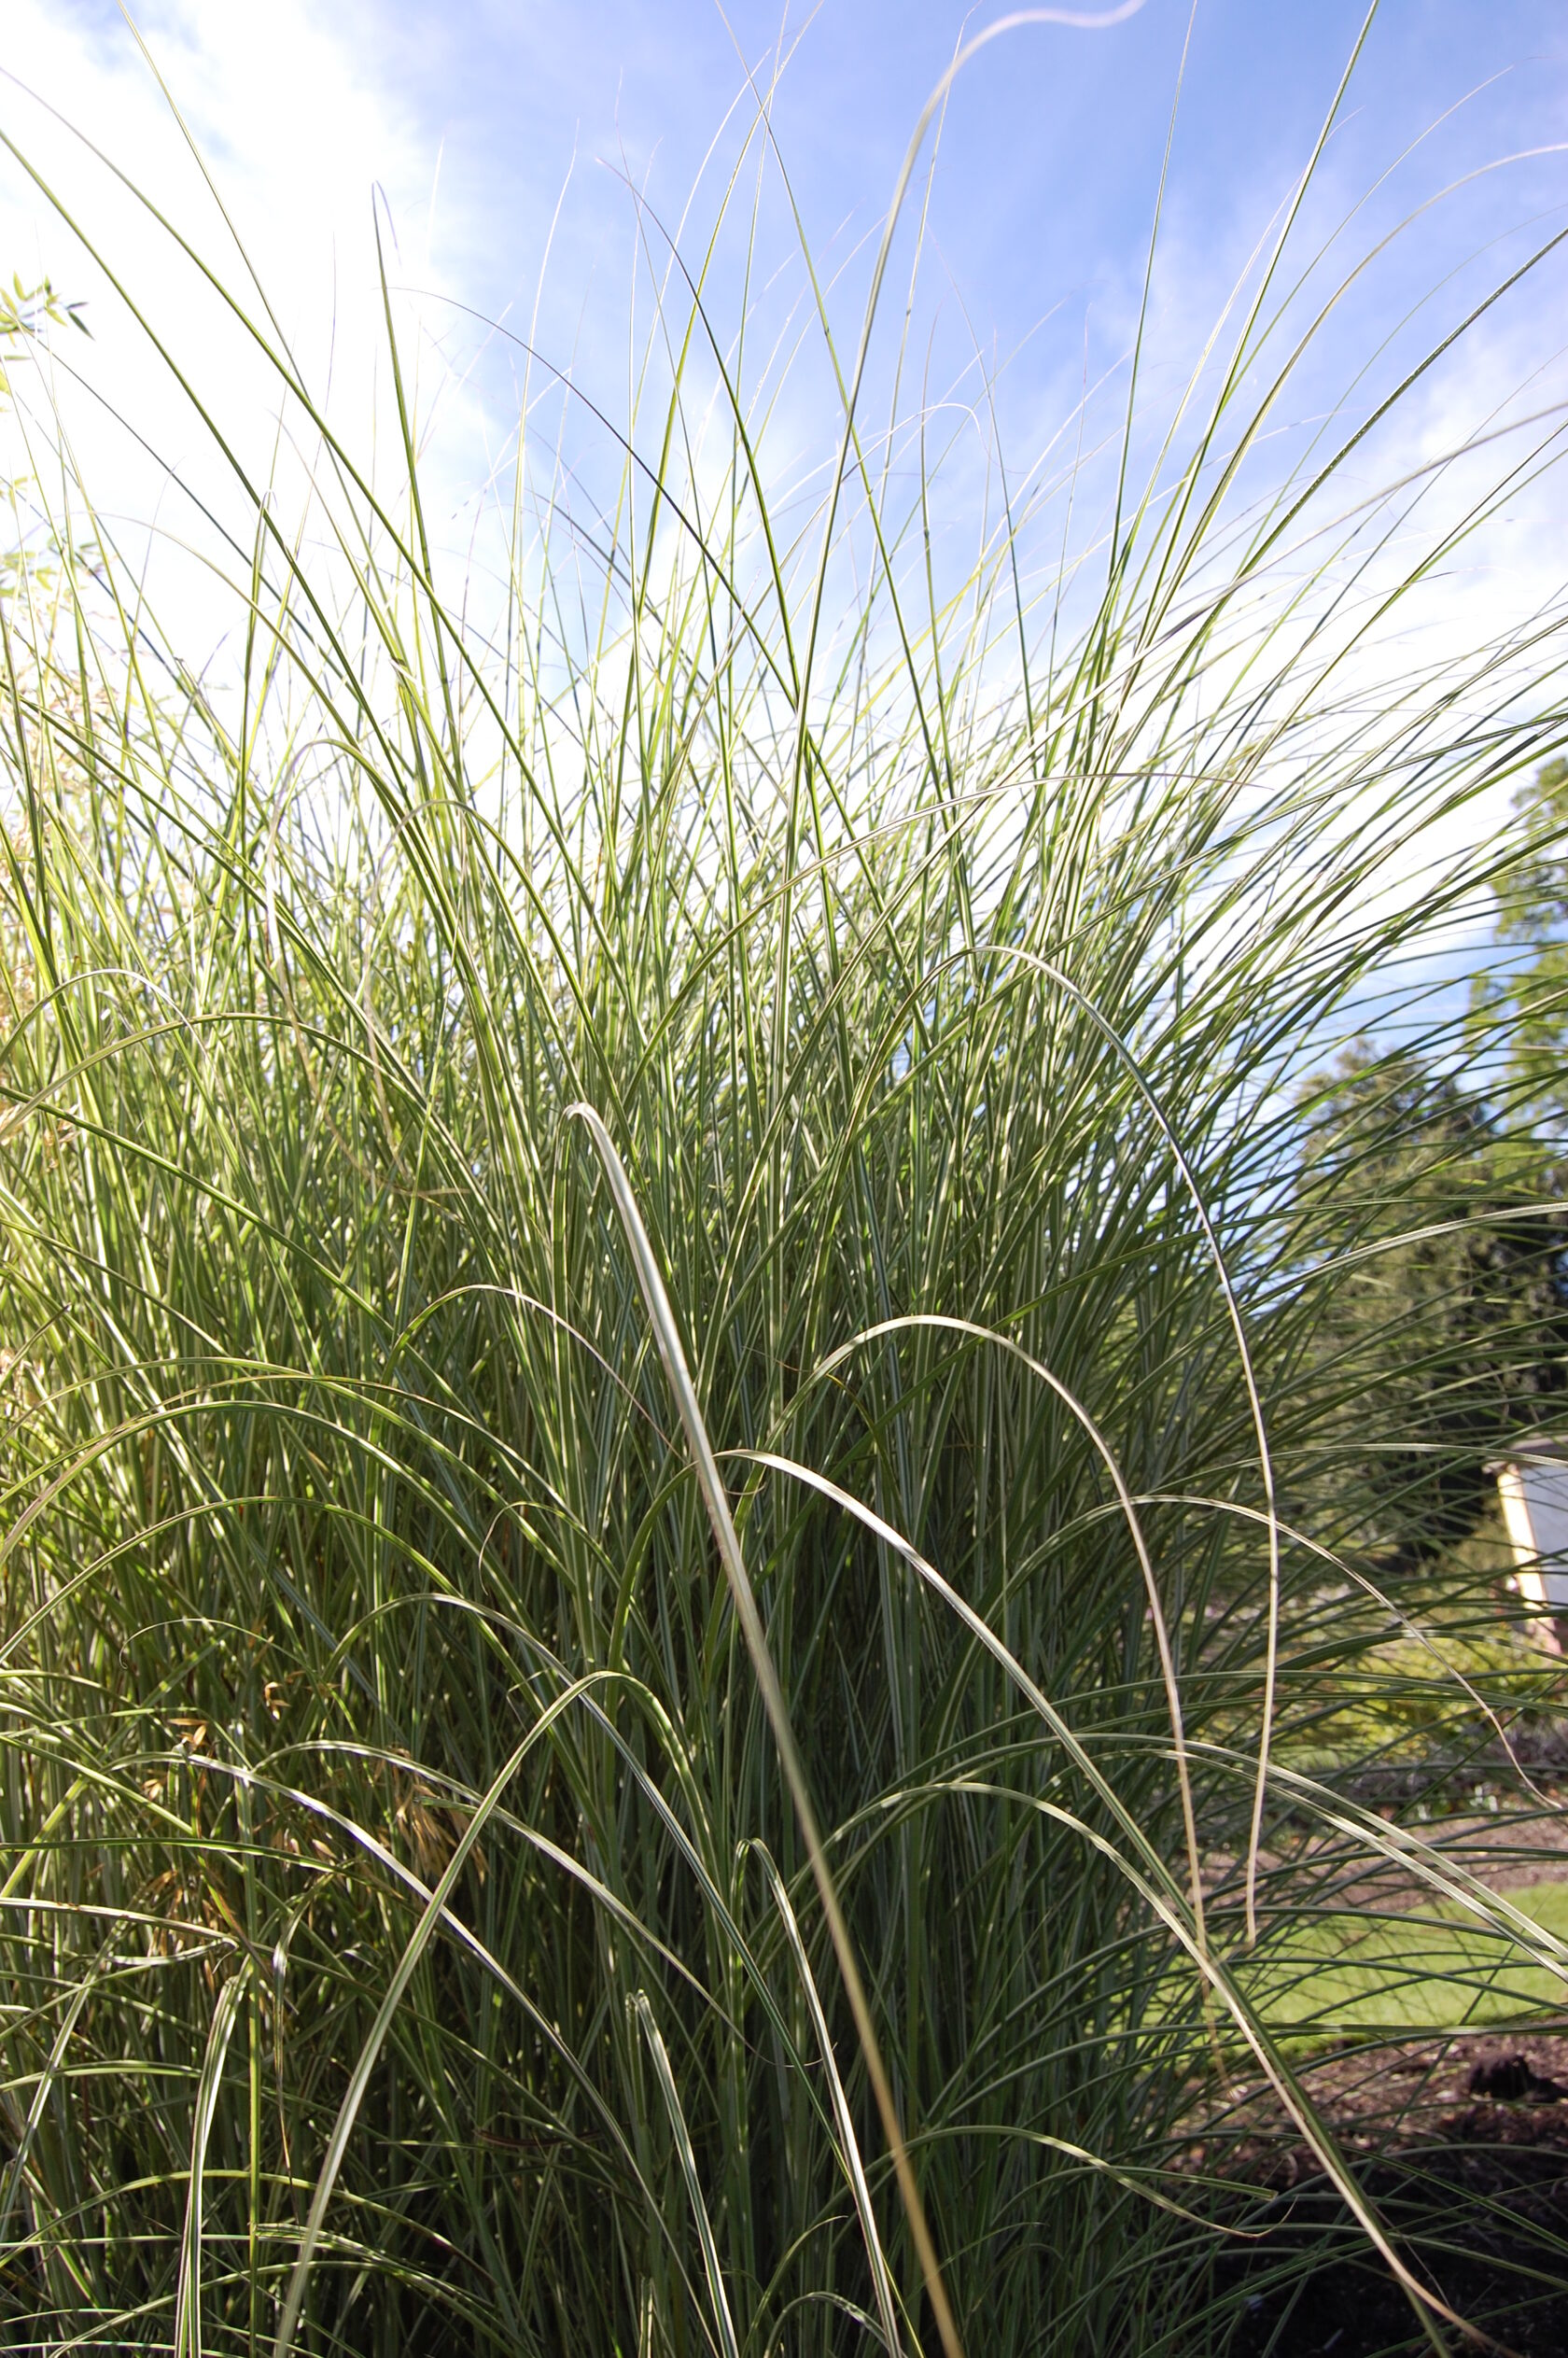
1496, 1455, 1568, 1638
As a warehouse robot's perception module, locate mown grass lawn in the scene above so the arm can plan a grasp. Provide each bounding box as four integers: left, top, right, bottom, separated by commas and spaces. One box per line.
1249, 1877, 1568, 2038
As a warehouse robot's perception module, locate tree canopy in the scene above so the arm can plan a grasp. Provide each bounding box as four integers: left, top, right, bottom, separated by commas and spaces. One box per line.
1289, 1041, 1568, 1568
1476, 754, 1568, 1141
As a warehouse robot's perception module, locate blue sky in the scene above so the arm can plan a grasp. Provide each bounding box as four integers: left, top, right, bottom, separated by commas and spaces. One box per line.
1, 0, 1564, 1007
359, 0, 1568, 336
333, 0, 1568, 530
7, 3, 1565, 474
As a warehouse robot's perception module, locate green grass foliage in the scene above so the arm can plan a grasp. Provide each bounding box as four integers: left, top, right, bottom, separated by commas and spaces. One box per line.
0, 30, 1566, 2357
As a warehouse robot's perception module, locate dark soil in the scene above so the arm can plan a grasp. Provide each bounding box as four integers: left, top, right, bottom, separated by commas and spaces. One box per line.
1220, 2057, 1568, 2355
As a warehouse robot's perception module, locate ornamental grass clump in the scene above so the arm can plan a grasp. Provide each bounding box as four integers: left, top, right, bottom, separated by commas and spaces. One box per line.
0, 23, 1566, 2356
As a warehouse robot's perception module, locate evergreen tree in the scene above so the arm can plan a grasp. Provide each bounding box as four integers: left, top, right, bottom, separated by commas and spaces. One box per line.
1477, 754, 1568, 1140
1291, 1043, 1568, 1567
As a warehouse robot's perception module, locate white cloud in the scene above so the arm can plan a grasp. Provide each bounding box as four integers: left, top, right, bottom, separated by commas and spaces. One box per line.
0, 0, 483, 670
0, 0, 1560, 951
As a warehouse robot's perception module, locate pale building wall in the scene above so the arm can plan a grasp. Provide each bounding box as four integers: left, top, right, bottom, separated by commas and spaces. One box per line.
1495, 1451, 1568, 1645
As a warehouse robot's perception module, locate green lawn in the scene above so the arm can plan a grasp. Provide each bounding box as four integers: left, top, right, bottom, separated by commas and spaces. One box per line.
1247, 1877, 1568, 2037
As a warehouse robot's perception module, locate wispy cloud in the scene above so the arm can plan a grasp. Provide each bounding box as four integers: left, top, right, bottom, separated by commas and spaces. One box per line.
1, 0, 482, 661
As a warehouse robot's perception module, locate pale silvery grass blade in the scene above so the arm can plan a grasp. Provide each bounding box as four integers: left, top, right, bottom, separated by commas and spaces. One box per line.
569, 1099, 966, 2358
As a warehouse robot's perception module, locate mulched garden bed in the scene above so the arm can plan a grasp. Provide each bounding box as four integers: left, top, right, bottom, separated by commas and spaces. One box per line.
1217, 2039, 1568, 2354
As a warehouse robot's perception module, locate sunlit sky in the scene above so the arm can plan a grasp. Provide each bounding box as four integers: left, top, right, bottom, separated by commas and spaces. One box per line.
2, 1, 1565, 1026
6, 3, 1564, 492
18, 2, 1561, 324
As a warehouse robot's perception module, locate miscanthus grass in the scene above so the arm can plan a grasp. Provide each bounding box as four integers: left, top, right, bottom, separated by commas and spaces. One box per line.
0, 25, 1566, 2357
